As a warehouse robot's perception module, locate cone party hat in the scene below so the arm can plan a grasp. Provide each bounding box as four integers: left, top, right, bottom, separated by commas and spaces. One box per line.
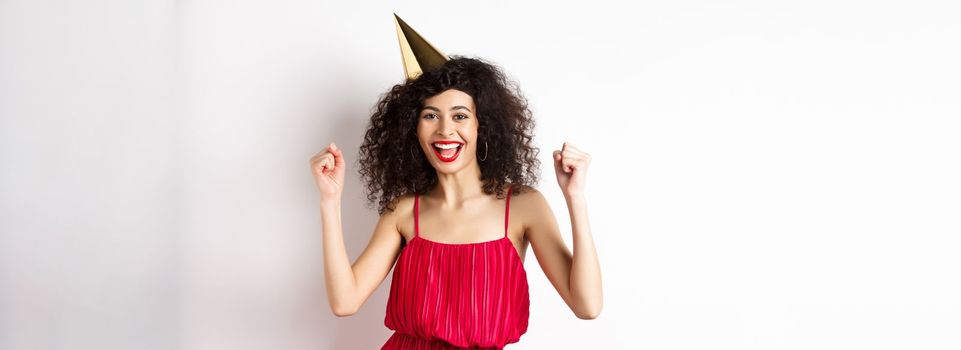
394, 13, 449, 81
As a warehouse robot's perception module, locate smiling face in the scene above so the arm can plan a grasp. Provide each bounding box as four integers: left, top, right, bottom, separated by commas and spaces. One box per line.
416, 89, 480, 173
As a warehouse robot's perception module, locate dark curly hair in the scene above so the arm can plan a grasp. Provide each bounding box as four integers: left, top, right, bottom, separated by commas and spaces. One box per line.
358, 56, 541, 214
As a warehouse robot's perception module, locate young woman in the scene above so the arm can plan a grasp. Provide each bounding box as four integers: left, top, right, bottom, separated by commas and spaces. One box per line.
310, 57, 602, 349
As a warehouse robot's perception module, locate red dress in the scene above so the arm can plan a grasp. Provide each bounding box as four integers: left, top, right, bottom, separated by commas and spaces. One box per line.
382, 186, 530, 349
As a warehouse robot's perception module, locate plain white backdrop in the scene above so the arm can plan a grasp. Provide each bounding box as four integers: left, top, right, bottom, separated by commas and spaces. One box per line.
2, 0, 960, 349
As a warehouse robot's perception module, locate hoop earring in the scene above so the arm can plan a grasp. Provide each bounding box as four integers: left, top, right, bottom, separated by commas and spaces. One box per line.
478, 141, 488, 162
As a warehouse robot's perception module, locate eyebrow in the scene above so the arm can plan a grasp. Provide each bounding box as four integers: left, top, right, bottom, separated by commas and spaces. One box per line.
422, 105, 473, 113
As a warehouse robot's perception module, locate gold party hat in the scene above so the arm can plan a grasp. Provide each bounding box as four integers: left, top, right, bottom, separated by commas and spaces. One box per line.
394, 13, 449, 80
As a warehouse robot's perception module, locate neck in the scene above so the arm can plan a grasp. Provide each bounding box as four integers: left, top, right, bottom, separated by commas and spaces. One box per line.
429, 161, 484, 208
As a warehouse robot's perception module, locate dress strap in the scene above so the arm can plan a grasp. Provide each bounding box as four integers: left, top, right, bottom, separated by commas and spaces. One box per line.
504, 186, 513, 238
413, 194, 420, 237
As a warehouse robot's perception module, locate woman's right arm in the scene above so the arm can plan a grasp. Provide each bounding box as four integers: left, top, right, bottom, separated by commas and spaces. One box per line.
311, 142, 403, 317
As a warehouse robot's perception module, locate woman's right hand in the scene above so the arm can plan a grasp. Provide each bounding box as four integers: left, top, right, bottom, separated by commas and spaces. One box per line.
310, 142, 346, 202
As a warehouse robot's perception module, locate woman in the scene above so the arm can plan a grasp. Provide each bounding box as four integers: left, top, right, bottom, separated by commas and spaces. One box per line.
310, 56, 602, 349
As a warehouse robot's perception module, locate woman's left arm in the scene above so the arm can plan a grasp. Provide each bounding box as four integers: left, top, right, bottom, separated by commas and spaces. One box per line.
525, 142, 602, 319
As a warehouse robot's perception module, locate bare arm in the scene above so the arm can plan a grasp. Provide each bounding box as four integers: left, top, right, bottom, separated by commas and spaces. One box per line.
320, 198, 403, 316
525, 141, 602, 319
311, 142, 404, 317
525, 190, 603, 319
564, 193, 602, 318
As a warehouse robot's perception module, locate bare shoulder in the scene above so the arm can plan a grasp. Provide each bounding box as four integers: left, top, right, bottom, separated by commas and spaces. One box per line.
384, 193, 415, 216
508, 184, 553, 230
509, 184, 548, 206
385, 193, 416, 241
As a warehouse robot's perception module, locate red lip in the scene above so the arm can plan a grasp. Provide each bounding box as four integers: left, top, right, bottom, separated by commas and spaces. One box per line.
430, 141, 464, 163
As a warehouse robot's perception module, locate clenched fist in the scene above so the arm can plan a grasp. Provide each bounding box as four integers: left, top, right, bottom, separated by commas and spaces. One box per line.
553, 141, 591, 198
310, 142, 346, 202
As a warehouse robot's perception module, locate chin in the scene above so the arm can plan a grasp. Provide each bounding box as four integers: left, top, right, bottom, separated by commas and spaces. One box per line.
431, 157, 476, 174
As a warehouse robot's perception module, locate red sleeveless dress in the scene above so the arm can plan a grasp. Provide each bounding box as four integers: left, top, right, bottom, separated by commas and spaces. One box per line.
382, 186, 530, 349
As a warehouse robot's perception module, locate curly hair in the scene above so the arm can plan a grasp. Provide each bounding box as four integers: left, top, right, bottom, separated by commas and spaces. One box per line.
358, 56, 541, 214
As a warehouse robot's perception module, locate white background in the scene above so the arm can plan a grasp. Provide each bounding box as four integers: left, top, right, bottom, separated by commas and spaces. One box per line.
2, 0, 960, 349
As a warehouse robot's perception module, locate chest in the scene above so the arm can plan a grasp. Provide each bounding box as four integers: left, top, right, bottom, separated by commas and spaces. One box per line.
399, 206, 528, 261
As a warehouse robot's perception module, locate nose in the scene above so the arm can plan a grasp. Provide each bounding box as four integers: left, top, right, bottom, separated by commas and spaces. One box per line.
437, 118, 455, 136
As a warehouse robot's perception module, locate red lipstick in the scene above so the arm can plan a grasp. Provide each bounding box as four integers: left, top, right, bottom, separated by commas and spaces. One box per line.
431, 141, 464, 163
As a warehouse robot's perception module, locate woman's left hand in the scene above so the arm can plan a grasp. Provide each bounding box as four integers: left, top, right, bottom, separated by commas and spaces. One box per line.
553, 141, 591, 198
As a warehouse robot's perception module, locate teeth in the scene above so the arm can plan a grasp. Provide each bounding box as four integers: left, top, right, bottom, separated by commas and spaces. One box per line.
433, 143, 461, 150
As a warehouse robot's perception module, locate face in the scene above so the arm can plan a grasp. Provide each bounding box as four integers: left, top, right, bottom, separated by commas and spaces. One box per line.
416, 89, 479, 173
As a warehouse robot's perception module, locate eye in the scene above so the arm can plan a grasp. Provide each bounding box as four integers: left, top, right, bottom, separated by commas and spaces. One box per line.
454, 114, 468, 120
422, 113, 437, 120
